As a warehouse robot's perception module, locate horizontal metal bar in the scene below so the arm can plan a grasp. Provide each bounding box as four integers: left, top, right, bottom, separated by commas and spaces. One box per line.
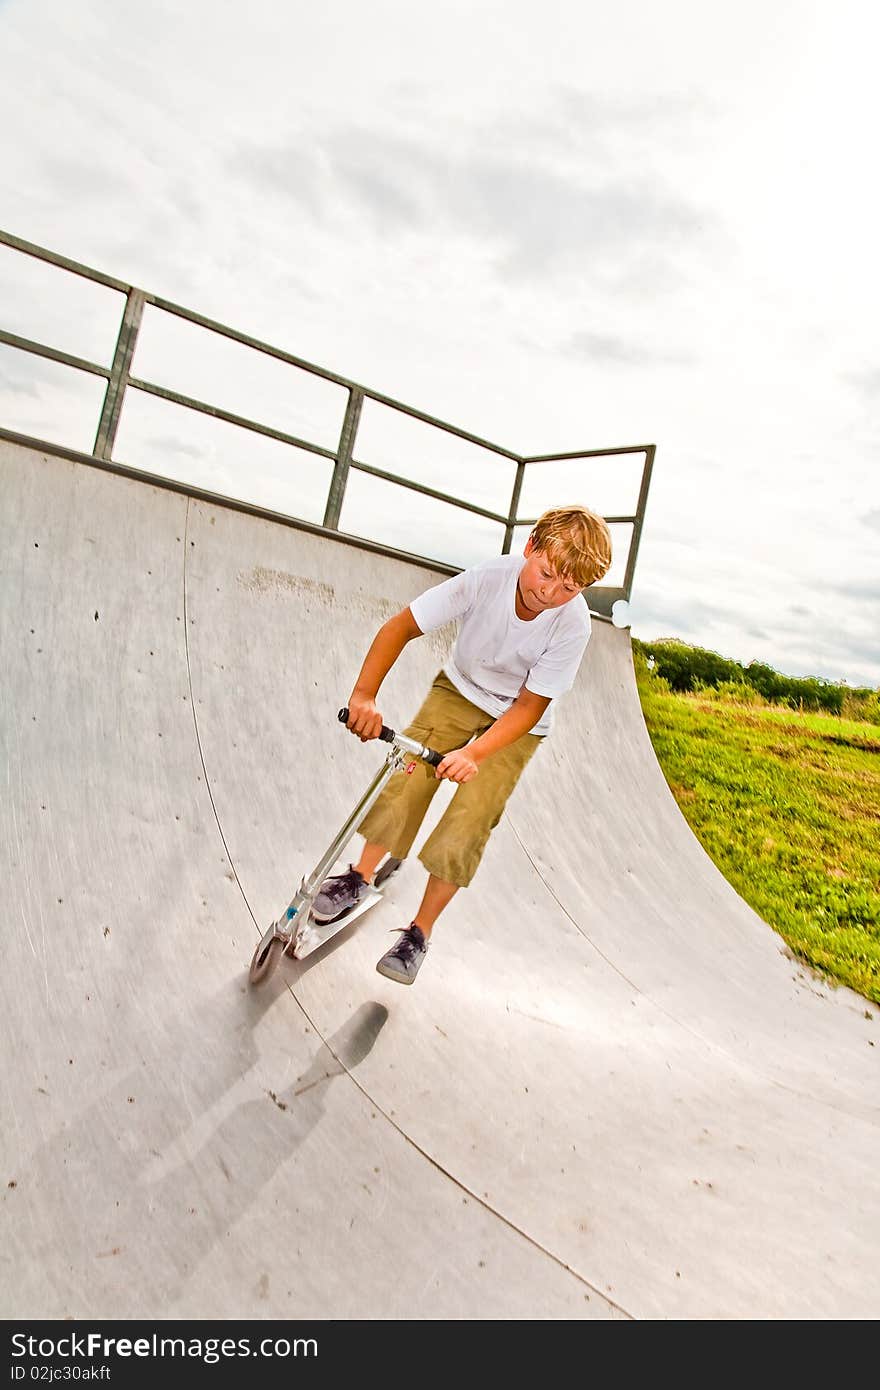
0, 425, 458, 576
126, 378, 337, 460
0, 228, 132, 295
522, 445, 654, 463
350, 459, 508, 524
145, 295, 521, 461
3, 229, 519, 463
0, 228, 654, 611
359, 393, 521, 461
0, 328, 110, 379
3, 232, 520, 459
145, 294, 356, 387
513, 514, 636, 528
0, 425, 619, 619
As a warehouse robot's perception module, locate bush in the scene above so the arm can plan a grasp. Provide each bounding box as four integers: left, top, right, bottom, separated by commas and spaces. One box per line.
714, 680, 765, 708
632, 638, 855, 717
632, 647, 672, 695
841, 688, 880, 726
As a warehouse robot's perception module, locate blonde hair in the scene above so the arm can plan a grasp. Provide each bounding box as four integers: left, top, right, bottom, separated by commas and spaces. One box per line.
530, 506, 612, 588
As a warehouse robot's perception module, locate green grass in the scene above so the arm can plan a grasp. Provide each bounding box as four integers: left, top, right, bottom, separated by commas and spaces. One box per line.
634, 669, 880, 1004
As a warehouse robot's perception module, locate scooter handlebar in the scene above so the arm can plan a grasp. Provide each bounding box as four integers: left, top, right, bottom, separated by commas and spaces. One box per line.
337, 708, 444, 767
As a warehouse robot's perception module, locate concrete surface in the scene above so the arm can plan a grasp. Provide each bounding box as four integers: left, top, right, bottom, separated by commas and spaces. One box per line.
1, 437, 877, 1320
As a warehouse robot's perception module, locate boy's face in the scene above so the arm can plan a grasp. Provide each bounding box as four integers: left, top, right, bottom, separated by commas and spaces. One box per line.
518, 538, 583, 615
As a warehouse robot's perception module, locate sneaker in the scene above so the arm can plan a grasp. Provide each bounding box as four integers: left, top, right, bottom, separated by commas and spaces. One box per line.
375, 924, 429, 986
310, 865, 368, 924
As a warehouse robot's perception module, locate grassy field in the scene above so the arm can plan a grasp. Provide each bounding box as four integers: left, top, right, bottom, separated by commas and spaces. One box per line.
634, 663, 880, 1004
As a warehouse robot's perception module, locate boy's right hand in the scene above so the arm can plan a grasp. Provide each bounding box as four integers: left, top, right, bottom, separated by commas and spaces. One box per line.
344, 692, 384, 742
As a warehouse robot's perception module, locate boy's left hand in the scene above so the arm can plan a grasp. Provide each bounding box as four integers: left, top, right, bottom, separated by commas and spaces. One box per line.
435, 748, 480, 783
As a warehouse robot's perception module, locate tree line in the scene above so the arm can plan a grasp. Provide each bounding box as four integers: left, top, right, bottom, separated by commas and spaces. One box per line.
632, 637, 880, 722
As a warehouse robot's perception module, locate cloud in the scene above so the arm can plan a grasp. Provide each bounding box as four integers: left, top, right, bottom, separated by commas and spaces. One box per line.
845, 370, 880, 401
859, 508, 880, 533
827, 578, 880, 602
0, 366, 40, 398
443, 159, 704, 279
408, 86, 717, 166
226, 101, 712, 284
564, 329, 693, 367
147, 433, 206, 460
784, 632, 880, 688
225, 145, 326, 220
0, 347, 76, 392
629, 583, 880, 688
41, 153, 134, 202
555, 87, 717, 133
628, 589, 741, 638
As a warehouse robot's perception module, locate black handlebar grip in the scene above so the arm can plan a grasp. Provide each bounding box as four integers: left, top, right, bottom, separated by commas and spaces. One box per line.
338, 708, 444, 766
337, 707, 395, 742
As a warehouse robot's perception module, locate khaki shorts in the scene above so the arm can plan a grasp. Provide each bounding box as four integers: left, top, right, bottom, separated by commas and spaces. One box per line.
358, 670, 541, 888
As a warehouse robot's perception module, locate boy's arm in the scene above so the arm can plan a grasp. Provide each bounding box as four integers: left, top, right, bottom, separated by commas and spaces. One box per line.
436, 688, 550, 782
345, 607, 423, 741
469, 689, 551, 764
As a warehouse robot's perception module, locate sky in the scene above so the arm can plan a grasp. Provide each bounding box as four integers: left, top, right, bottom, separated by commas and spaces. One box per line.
0, 0, 878, 687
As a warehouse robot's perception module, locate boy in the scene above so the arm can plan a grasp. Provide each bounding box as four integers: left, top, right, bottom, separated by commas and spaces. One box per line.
312, 505, 612, 985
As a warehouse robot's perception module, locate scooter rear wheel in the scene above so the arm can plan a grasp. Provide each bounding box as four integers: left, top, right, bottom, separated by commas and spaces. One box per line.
373, 856, 403, 888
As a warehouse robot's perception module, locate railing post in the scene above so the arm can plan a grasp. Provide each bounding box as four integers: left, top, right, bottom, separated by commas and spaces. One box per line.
94, 288, 145, 460
621, 445, 655, 603
323, 387, 364, 531
502, 459, 526, 553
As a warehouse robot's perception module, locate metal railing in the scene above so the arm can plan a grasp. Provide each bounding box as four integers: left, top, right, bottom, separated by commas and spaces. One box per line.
0, 229, 655, 617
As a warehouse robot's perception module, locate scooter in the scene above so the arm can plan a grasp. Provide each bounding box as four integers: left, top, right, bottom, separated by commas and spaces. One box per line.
248, 708, 443, 985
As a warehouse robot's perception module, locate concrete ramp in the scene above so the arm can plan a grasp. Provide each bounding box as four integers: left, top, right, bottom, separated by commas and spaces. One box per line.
1, 438, 877, 1320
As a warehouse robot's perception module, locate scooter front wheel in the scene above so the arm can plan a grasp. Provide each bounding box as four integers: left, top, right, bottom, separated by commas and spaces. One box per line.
249, 927, 288, 986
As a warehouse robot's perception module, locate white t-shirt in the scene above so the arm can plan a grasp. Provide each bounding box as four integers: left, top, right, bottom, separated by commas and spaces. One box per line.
409, 554, 591, 737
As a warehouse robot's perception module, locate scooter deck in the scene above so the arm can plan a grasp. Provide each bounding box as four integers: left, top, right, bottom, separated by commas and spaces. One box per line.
291, 883, 384, 960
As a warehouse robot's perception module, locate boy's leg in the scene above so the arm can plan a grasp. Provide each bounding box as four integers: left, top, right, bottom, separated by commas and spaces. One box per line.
317, 674, 488, 926
375, 873, 459, 984
353, 841, 389, 884
374, 717, 540, 986
418, 731, 542, 890
412, 875, 459, 937
356, 672, 487, 866
354, 761, 442, 868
